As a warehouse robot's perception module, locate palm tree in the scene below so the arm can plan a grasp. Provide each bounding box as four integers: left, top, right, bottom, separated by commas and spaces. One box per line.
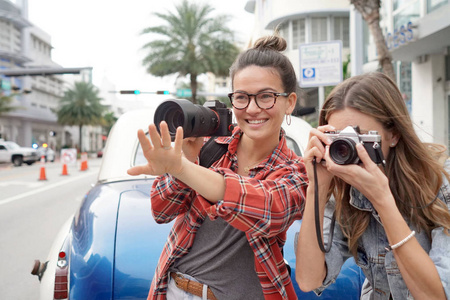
0, 94, 18, 115
141, 0, 240, 104
351, 0, 396, 81
101, 111, 117, 137
55, 81, 104, 152
0, 92, 26, 116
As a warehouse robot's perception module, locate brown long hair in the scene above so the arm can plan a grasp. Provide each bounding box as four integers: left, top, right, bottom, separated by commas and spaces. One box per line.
320, 72, 450, 257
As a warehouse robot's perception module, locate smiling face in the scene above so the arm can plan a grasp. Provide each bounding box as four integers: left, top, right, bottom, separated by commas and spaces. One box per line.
232, 65, 296, 147
327, 108, 399, 160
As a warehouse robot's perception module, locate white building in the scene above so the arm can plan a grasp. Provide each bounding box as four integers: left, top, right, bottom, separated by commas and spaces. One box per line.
246, 0, 450, 149
370, 0, 450, 147
244, 0, 351, 125
0, 0, 102, 154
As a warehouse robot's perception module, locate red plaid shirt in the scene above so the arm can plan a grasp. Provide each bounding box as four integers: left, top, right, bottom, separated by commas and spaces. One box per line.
148, 128, 307, 300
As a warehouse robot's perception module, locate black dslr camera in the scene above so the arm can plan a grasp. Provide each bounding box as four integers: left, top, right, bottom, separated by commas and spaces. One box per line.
324, 126, 383, 165
154, 99, 234, 139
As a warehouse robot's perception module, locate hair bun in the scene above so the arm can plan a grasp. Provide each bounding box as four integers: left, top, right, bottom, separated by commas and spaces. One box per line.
252, 34, 287, 52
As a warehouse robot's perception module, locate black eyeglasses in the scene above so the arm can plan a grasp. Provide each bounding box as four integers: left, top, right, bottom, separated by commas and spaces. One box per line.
227, 91, 289, 110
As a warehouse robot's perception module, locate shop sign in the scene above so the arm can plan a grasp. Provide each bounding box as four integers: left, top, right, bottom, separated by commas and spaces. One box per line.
386, 21, 417, 50
299, 40, 343, 87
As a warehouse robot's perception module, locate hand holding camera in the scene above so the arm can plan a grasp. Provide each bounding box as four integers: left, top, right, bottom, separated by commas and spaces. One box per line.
324, 126, 384, 165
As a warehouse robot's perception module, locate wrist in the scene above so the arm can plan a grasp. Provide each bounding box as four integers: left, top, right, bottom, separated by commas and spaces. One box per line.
372, 192, 397, 212
171, 157, 190, 179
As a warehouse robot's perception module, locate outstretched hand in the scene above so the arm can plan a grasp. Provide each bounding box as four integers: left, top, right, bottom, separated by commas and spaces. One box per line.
127, 121, 184, 177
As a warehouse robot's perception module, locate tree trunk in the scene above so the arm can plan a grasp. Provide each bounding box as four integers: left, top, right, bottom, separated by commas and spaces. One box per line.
366, 14, 396, 81
79, 124, 83, 153
351, 0, 396, 81
190, 74, 198, 104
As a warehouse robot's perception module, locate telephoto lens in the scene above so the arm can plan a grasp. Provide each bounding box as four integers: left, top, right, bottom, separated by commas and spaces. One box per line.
154, 99, 232, 139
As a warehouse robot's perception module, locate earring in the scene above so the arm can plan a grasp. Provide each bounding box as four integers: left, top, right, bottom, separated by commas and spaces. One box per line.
390, 142, 396, 147
285, 114, 291, 126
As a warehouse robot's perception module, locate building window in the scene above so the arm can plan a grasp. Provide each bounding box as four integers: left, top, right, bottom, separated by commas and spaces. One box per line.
428, 0, 448, 13
398, 62, 412, 114
311, 17, 327, 42
292, 19, 305, 49
394, 0, 416, 10
334, 17, 349, 47
446, 47, 450, 81
279, 22, 290, 48
393, 0, 420, 28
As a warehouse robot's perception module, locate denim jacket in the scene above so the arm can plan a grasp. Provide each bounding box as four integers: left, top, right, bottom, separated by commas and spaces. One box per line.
315, 161, 450, 300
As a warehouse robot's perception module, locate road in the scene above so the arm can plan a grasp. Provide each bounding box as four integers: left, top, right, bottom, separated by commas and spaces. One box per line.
0, 157, 102, 300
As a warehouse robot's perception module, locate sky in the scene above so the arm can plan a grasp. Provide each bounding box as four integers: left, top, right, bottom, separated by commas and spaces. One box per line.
23, 0, 254, 95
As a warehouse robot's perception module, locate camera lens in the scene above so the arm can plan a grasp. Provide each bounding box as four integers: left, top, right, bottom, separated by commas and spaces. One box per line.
329, 138, 358, 165
154, 99, 219, 138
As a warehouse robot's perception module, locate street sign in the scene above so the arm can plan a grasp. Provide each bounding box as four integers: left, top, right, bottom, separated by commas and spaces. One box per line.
1, 79, 11, 90
176, 89, 192, 98
61, 148, 77, 165
299, 41, 343, 87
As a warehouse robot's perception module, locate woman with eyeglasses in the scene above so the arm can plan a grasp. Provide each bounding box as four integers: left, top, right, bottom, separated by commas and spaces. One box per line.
128, 33, 307, 300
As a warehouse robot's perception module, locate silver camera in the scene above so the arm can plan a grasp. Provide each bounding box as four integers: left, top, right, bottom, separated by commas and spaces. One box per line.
324, 126, 383, 165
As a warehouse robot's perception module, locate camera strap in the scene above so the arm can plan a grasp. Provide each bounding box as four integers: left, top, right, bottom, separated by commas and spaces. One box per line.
313, 158, 336, 253
313, 144, 383, 253
199, 137, 229, 168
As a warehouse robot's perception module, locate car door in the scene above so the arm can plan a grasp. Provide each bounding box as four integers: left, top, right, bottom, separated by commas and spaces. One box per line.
0, 145, 9, 162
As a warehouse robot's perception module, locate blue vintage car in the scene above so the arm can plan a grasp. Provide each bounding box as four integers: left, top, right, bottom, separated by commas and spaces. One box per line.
32, 104, 364, 299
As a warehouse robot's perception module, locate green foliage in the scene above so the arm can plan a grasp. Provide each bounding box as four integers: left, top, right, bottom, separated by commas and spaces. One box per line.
0, 94, 16, 115
141, 0, 240, 103
0, 93, 24, 116
55, 81, 104, 151
101, 111, 118, 136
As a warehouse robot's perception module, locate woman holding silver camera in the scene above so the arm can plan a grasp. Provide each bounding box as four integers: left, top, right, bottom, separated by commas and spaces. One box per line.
295, 72, 450, 299
128, 33, 307, 300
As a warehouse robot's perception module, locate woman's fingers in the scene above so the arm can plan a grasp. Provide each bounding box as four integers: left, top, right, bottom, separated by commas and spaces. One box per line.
148, 123, 163, 149
127, 165, 146, 176
356, 143, 378, 169
136, 129, 151, 150
173, 126, 184, 153
160, 121, 172, 149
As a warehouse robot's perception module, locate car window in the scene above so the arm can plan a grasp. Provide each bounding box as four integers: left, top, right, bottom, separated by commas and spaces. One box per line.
134, 138, 147, 167
285, 136, 302, 157
134, 134, 303, 166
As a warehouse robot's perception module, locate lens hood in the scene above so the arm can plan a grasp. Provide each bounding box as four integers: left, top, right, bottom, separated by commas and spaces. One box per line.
154, 99, 220, 138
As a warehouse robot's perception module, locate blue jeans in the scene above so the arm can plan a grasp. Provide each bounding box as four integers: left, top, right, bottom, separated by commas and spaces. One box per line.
166, 272, 206, 300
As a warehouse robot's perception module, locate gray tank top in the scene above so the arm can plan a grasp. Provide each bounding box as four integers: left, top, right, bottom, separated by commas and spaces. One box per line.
172, 217, 264, 299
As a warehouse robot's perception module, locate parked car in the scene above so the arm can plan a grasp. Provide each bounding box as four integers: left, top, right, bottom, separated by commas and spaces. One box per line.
97, 148, 104, 158
0, 139, 40, 166
32, 105, 364, 299
37, 146, 56, 162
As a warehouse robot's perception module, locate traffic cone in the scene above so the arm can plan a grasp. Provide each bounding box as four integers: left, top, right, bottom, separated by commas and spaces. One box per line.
61, 163, 69, 176
80, 152, 88, 171
38, 156, 47, 181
